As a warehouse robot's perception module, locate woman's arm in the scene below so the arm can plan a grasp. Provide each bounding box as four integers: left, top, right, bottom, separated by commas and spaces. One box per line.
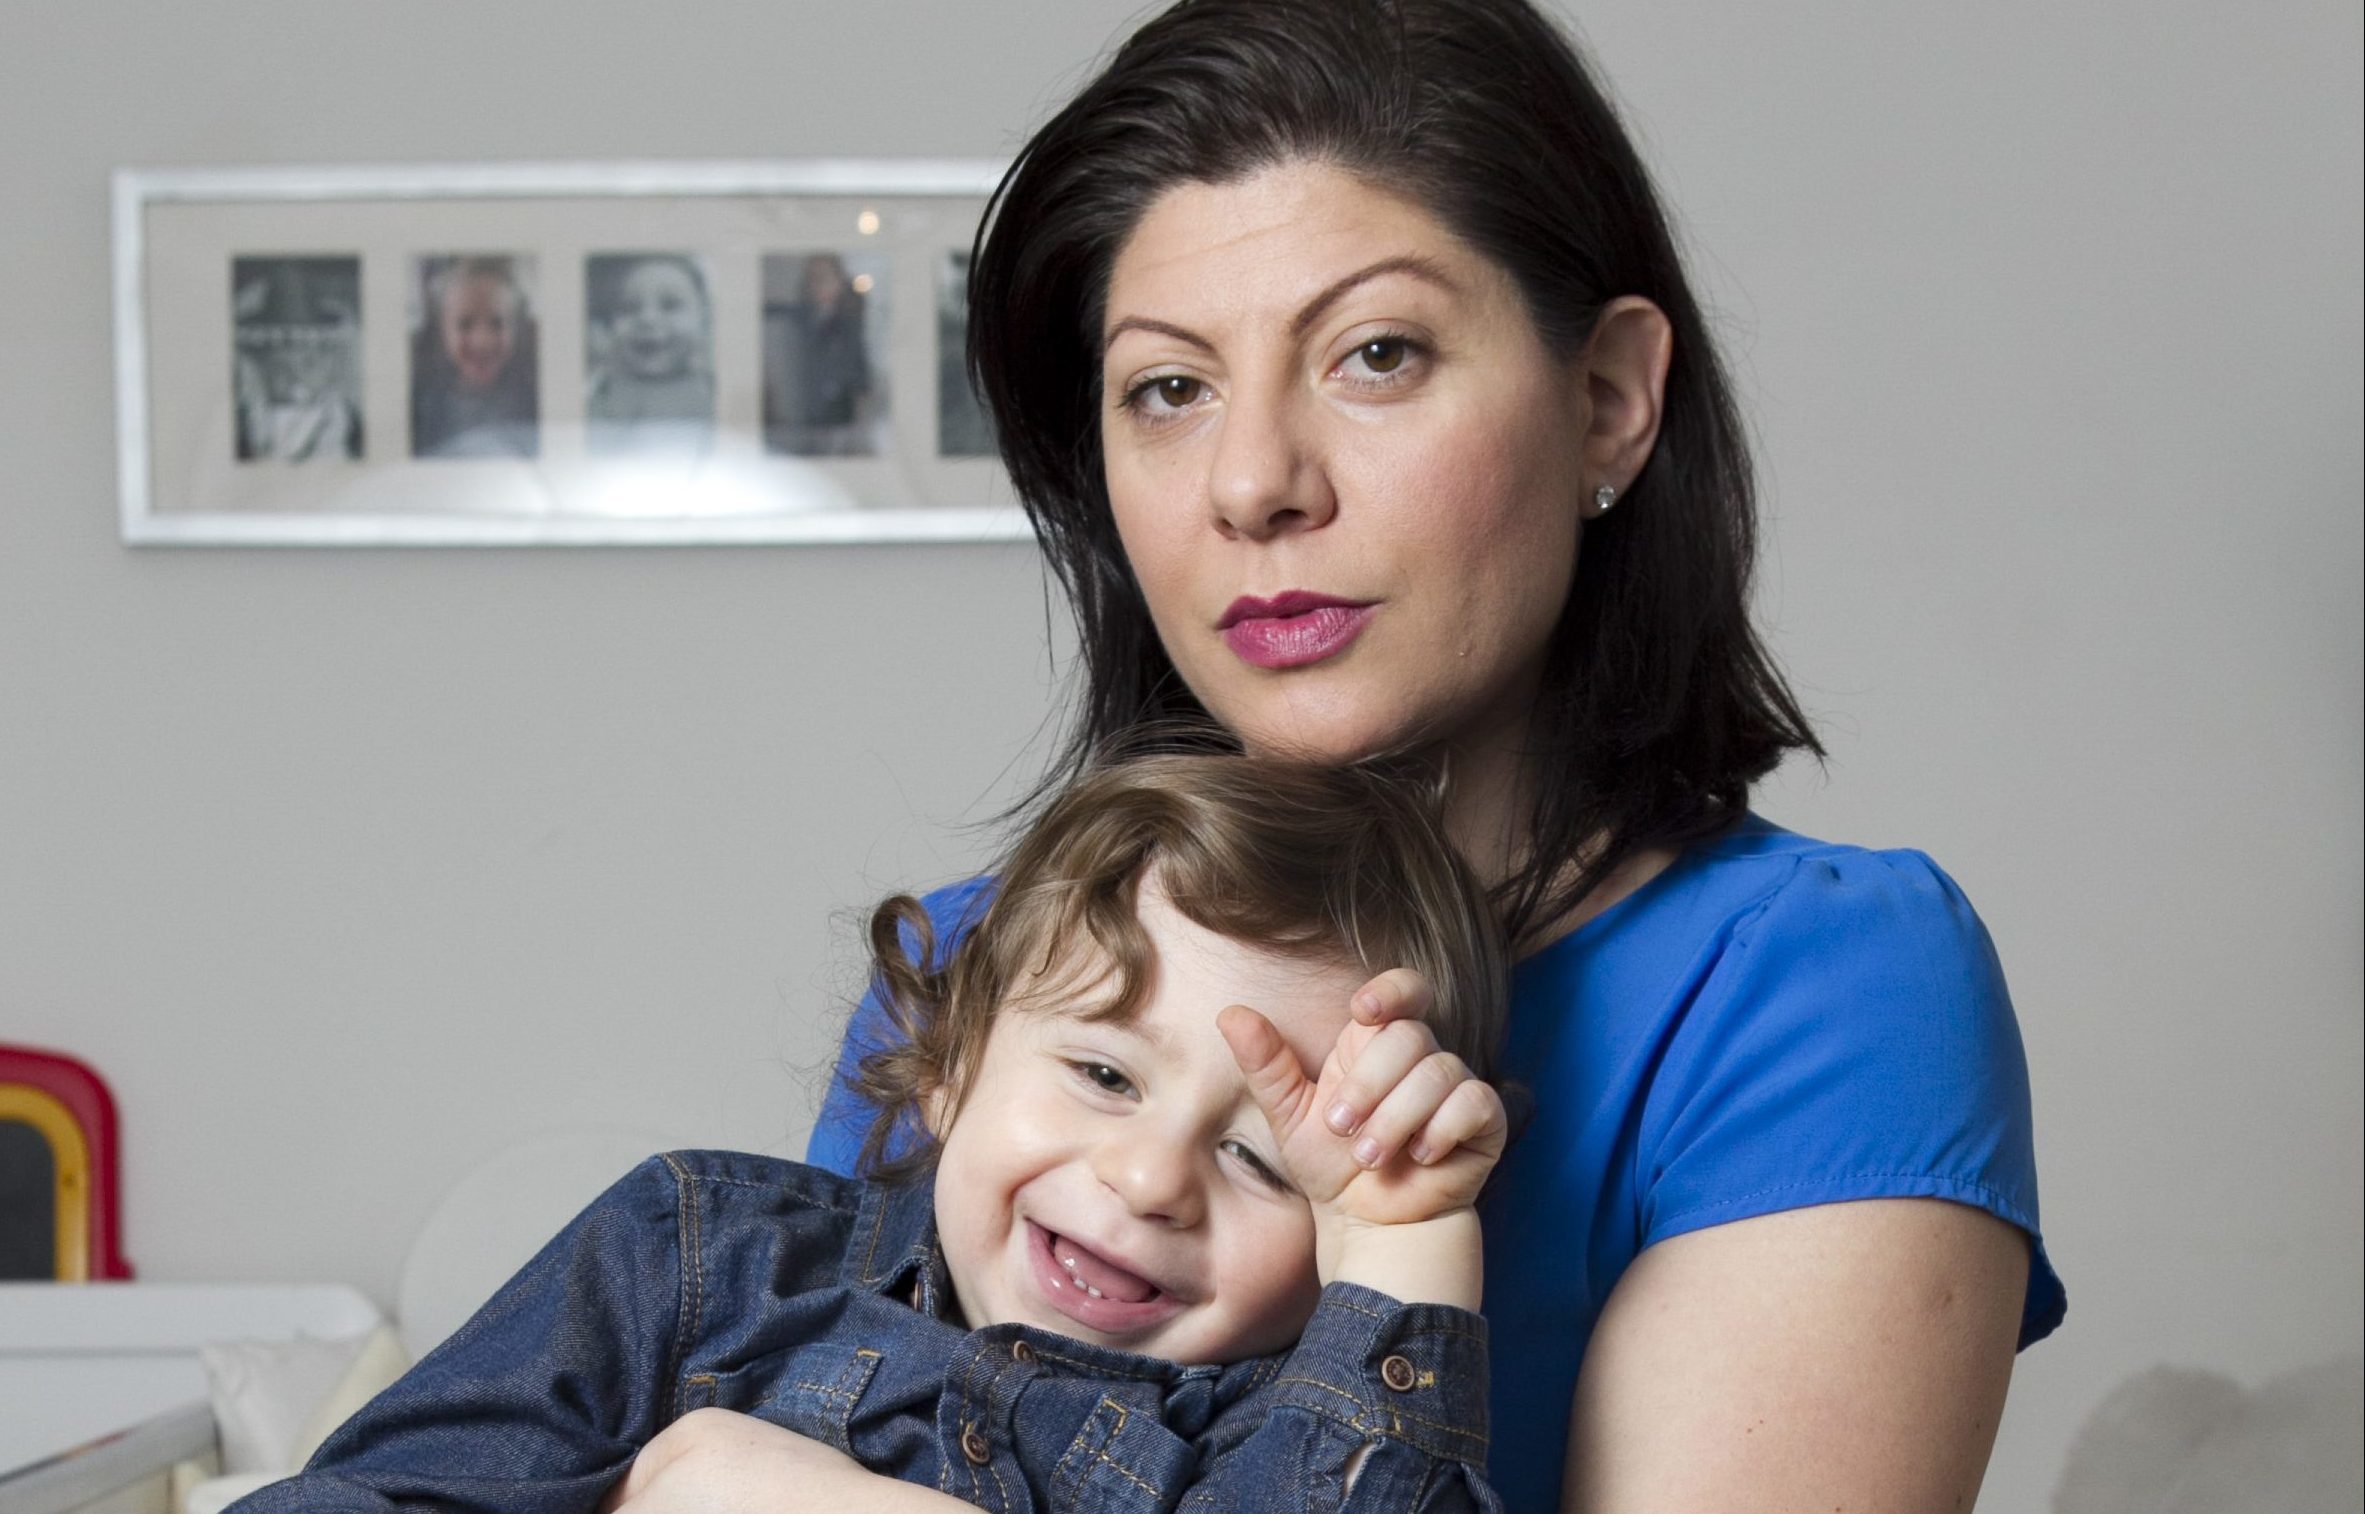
1562, 1198, 2026, 1514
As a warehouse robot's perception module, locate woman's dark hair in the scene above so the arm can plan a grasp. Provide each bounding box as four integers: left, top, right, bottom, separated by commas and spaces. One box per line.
969, 0, 1819, 943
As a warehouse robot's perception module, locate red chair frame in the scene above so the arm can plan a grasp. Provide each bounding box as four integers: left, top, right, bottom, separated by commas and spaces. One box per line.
0, 1043, 133, 1279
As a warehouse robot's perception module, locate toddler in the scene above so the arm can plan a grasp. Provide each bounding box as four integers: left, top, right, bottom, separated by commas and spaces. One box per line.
584, 253, 715, 453
236, 754, 1511, 1512
411, 255, 538, 459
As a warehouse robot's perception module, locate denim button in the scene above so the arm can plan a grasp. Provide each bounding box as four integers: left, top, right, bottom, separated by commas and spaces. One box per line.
1010, 1339, 1036, 1364
1380, 1354, 1418, 1392
960, 1423, 992, 1465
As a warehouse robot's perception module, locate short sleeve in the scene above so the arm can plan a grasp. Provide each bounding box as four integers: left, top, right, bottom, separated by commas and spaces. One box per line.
1635, 848, 2067, 1346
804, 875, 995, 1177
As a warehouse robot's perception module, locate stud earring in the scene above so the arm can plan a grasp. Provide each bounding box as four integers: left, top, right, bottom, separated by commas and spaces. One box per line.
1593, 484, 1617, 514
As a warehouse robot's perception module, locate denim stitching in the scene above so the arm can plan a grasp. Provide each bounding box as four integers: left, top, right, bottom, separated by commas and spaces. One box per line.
658, 1154, 702, 1422
1089, 1445, 1164, 1500
1027, 1343, 1176, 1383
857, 1189, 892, 1285
1269, 1377, 1488, 1450
1053, 1397, 1124, 1506
950, 1337, 1015, 1513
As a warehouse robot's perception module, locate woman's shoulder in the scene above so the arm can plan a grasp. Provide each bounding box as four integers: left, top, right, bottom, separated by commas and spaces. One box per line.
1551, 820, 2062, 1344
1723, 816, 1991, 956
1572, 813, 1998, 978
1563, 814, 2017, 1069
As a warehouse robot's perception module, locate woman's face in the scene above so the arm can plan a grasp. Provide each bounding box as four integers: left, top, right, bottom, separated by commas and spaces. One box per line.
1099, 160, 1591, 766
438, 272, 518, 391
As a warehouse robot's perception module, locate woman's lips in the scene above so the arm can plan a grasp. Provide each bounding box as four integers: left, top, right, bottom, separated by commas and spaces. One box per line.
1218, 593, 1377, 670
1024, 1220, 1185, 1337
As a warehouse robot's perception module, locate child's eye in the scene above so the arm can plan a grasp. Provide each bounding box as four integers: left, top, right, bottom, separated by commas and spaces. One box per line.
1221, 1138, 1291, 1194
1068, 1060, 1136, 1098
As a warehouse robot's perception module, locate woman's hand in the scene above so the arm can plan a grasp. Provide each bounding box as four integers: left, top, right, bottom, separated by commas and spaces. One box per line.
599, 1409, 970, 1514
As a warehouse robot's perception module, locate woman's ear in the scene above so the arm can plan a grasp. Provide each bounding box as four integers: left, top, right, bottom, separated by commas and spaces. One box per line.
1575, 296, 1673, 514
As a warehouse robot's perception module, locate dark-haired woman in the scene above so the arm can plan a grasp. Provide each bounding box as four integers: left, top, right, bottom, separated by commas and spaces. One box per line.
624, 1, 2065, 1509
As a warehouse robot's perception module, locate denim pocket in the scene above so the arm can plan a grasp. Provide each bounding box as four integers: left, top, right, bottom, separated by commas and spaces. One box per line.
738, 1341, 887, 1453
1049, 1395, 1175, 1514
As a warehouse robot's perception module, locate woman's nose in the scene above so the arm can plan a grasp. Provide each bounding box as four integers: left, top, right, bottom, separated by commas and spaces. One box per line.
1092, 1127, 1206, 1228
1206, 382, 1336, 542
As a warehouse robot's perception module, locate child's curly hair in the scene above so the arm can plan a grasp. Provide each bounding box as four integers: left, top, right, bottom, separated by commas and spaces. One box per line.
853, 752, 1510, 1181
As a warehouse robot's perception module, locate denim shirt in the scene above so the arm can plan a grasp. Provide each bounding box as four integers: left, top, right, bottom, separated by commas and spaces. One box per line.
234, 1150, 1499, 1514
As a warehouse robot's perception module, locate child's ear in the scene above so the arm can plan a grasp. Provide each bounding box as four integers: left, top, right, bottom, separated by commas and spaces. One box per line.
921, 1078, 953, 1139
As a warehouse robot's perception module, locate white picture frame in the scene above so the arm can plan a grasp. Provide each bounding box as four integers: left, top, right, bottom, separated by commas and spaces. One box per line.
112, 161, 1030, 546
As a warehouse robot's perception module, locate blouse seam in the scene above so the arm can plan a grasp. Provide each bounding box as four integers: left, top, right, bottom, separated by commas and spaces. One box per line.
1648, 1168, 2036, 1239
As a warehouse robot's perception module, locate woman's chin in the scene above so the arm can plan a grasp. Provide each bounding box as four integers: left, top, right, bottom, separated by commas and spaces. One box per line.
1227, 709, 1438, 768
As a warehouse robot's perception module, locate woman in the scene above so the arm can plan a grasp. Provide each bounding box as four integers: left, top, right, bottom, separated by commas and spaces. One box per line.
626, 0, 2065, 1508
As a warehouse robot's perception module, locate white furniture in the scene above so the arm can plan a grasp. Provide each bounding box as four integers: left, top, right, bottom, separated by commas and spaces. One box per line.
0, 1283, 380, 1514
0, 1127, 669, 1514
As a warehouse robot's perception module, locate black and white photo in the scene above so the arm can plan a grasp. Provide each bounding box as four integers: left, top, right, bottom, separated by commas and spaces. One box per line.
231, 255, 362, 463
583, 252, 714, 454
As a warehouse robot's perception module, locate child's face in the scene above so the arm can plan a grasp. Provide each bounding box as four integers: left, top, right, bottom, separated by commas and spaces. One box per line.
610, 260, 706, 381
439, 272, 518, 391
930, 878, 1365, 1366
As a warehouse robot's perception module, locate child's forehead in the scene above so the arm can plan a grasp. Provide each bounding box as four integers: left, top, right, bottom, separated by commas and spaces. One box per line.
622, 261, 699, 298
1009, 921, 1362, 1071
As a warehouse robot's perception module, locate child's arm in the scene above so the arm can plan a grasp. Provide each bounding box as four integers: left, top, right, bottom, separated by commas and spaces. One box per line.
1217, 995, 1506, 1308
227, 1157, 693, 1513
597, 1409, 974, 1513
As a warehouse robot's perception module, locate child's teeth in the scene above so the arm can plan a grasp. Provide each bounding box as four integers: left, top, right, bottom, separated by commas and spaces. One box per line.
1085, 1284, 1104, 1298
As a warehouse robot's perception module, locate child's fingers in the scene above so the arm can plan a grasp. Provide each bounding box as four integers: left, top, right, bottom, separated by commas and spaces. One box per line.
1341, 1049, 1475, 1169
1405, 1078, 1509, 1167
1321, 1018, 1441, 1137
1218, 1003, 1317, 1139
1348, 967, 1434, 1027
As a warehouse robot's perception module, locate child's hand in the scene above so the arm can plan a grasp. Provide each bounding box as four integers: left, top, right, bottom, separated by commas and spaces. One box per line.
1218, 979, 1506, 1232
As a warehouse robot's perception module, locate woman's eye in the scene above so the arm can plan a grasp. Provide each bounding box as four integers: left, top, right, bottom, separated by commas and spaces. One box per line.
1125, 373, 1206, 416
1339, 335, 1422, 383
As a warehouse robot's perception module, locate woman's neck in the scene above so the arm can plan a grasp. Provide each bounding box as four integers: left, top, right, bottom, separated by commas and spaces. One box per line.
1439, 729, 1680, 956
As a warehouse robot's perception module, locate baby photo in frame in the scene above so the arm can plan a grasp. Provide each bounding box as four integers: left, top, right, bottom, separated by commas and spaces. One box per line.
114, 162, 1022, 545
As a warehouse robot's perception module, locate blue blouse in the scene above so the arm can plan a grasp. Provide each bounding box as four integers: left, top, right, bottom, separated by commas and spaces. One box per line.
808, 814, 2065, 1512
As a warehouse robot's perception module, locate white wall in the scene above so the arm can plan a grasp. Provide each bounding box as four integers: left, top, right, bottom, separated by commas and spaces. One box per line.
1, 4, 2356, 1509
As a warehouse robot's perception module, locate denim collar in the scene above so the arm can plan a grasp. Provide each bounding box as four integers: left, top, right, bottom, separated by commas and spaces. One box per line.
843, 1170, 959, 1321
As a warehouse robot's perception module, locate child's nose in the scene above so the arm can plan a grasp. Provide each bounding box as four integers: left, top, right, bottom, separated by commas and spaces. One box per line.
1092, 1129, 1206, 1228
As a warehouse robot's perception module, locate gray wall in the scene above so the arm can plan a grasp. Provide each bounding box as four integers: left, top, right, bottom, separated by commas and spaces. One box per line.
2, 3, 2357, 1509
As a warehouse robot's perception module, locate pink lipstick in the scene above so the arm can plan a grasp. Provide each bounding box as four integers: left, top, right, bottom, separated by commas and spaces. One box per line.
1217, 591, 1376, 670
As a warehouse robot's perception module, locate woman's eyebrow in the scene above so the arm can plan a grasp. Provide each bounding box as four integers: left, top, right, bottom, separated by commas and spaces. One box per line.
1102, 253, 1461, 357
